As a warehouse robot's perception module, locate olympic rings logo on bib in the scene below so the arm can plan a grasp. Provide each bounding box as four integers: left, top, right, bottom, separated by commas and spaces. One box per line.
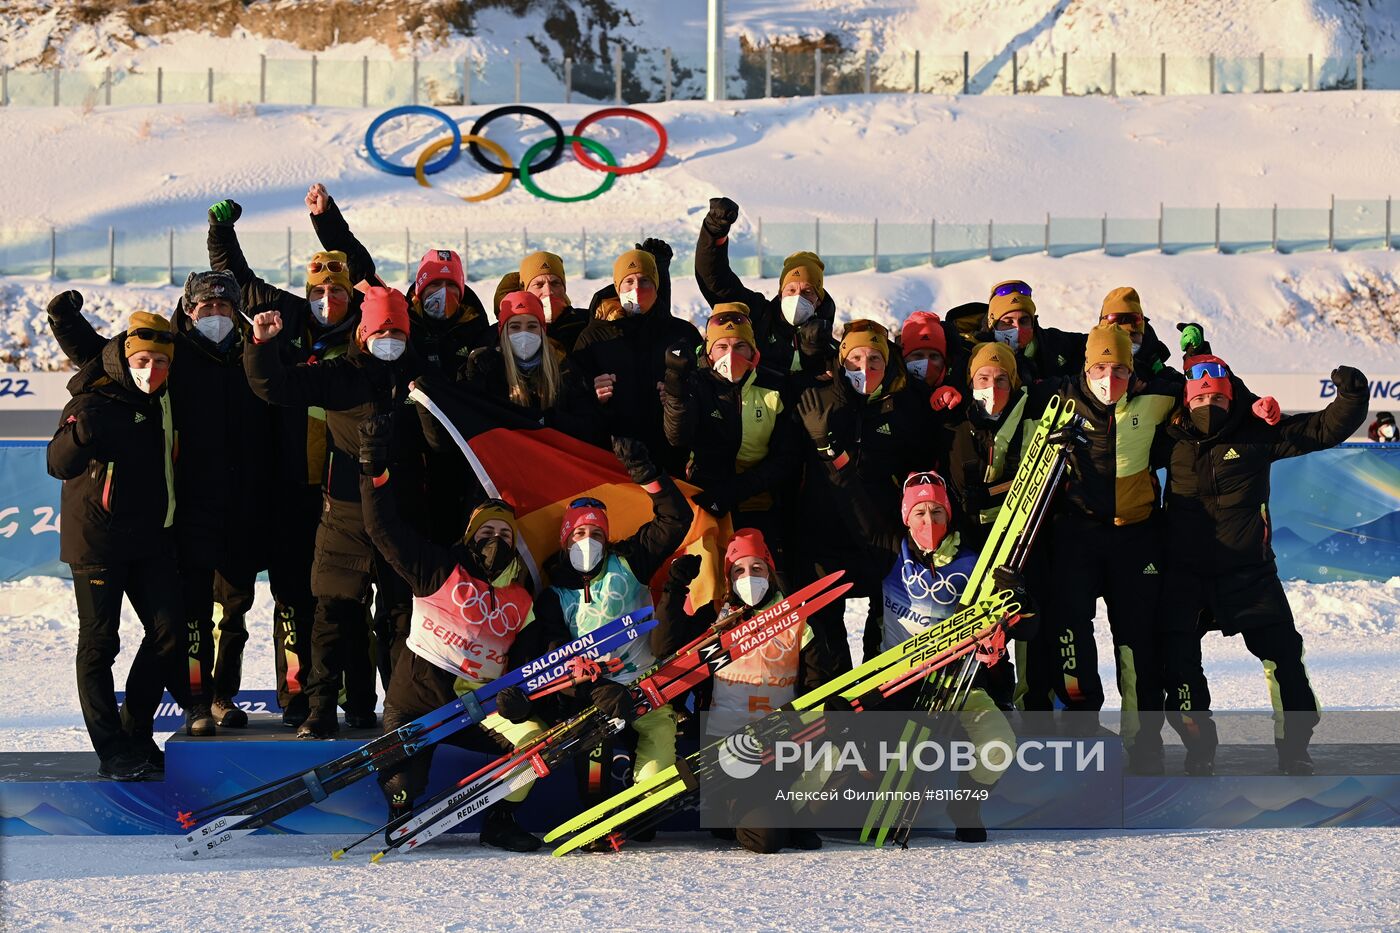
450, 580, 525, 639
899, 561, 967, 606
364, 104, 668, 203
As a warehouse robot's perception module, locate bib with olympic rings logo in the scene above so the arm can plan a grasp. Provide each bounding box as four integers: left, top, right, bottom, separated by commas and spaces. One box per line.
554, 553, 655, 685
406, 565, 533, 683
879, 537, 979, 654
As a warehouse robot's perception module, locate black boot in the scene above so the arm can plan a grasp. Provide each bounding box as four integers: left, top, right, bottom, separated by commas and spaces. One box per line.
282, 695, 309, 729
297, 706, 340, 739
479, 801, 541, 853
787, 828, 823, 850
184, 705, 217, 737
948, 773, 990, 843
98, 751, 153, 782
211, 698, 249, 728
344, 710, 378, 730
1276, 738, 1315, 776
1183, 749, 1216, 776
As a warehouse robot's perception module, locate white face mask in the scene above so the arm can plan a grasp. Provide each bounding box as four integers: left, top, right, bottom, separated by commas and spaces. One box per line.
540, 294, 556, 324
508, 331, 542, 360
310, 295, 333, 326
733, 574, 769, 608
712, 350, 749, 383
368, 337, 406, 361
993, 327, 1021, 352
1129, 337, 1143, 356
781, 294, 815, 327
1382, 423, 1397, 439
422, 288, 449, 320
906, 358, 930, 382
568, 537, 604, 574
130, 366, 161, 394
194, 315, 233, 344
844, 367, 871, 395
620, 289, 642, 315
1089, 374, 1117, 404
972, 385, 999, 415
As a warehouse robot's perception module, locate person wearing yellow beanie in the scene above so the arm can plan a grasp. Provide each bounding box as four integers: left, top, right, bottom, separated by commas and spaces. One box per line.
948, 342, 1032, 552
971, 278, 1087, 382
1097, 285, 1176, 378
695, 195, 839, 385
122, 310, 176, 395
1083, 323, 1134, 406
612, 249, 659, 315
518, 250, 589, 353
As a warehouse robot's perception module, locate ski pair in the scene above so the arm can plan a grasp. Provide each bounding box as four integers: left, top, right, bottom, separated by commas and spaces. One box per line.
543, 394, 1081, 854
350, 571, 852, 861
173, 609, 656, 858
545, 592, 1023, 855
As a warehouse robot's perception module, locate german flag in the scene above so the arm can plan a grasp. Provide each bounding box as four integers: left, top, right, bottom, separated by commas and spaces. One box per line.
409, 374, 730, 607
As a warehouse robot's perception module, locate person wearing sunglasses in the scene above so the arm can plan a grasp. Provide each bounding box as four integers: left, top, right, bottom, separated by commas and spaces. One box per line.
355, 413, 556, 852
819, 463, 1035, 842
207, 196, 370, 729
460, 290, 600, 443
1157, 358, 1370, 777
1023, 323, 1182, 772
571, 241, 701, 477
694, 196, 839, 391
47, 307, 189, 781
1097, 287, 1177, 380
245, 286, 424, 738
661, 304, 801, 559
524, 437, 692, 825
972, 280, 1087, 384
794, 320, 941, 673
661, 529, 825, 853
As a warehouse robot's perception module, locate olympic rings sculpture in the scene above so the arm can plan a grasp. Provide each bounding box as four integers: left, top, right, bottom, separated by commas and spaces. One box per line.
365, 104, 668, 203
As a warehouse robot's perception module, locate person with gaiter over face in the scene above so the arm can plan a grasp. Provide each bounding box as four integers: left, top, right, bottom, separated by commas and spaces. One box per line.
524, 438, 690, 838
1029, 324, 1179, 772
969, 280, 1087, 385
356, 413, 552, 851
460, 290, 599, 444
1158, 358, 1368, 776
694, 197, 839, 394
794, 320, 936, 675
661, 304, 801, 560
47, 309, 189, 780
662, 530, 824, 853
572, 245, 701, 473
244, 286, 419, 738
822, 462, 1032, 842
518, 250, 590, 354
205, 196, 362, 728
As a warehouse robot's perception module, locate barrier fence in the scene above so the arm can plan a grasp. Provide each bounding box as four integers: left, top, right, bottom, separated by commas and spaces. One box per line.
0, 197, 1392, 287
2, 46, 1399, 109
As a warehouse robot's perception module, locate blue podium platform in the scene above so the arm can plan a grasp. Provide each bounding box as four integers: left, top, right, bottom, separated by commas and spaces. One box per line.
2, 721, 1397, 837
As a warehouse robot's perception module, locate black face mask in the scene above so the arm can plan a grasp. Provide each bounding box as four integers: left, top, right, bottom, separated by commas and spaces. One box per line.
1190, 404, 1229, 436
468, 536, 514, 581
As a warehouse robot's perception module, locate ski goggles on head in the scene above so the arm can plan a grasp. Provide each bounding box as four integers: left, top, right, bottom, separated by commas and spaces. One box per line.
708, 310, 751, 327
568, 496, 607, 510
307, 259, 347, 275
1102, 312, 1144, 327
1187, 361, 1230, 380
841, 319, 889, 339
992, 282, 1032, 298
902, 471, 948, 491
129, 328, 175, 344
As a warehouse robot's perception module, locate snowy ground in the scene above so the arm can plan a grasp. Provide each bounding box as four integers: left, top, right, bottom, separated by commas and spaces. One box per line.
1, 577, 1398, 931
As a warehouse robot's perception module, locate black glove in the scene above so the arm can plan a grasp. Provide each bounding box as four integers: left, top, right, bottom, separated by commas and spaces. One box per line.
46, 289, 83, 320
611, 436, 659, 486
208, 199, 243, 227
358, 413, 395, 476
1046, 419, 1089, 452
992, 565, 1038, 620
590, 680, 640, 724
662, 339, 696, 398
1331, 365, 1368, 397
636, 237, 673, 270
493, 686, 532, 725
71, 409, 100, 448
668, 553, 703, 588
692, 484, 736, 518
795, 388, 835, 450
704, 197, 740, 238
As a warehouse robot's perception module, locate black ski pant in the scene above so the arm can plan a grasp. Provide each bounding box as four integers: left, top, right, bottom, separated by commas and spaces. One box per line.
1045, 513, 1163, 756
305, 519, 383, 720
212, 486, 320, 711
71, 556, 187, 763
1159, 564, 1319, 759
